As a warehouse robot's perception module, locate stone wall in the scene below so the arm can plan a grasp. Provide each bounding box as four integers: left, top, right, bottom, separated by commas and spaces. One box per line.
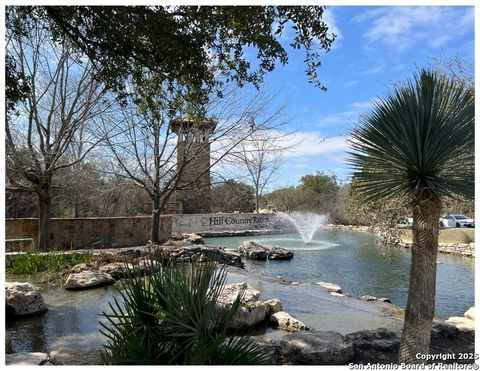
5, 216, 173, 250
5, 213, 285, 251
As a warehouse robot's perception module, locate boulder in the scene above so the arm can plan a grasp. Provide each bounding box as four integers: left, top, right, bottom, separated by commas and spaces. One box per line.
464, 307, 475, 321
431, 322, 459, 339
270, 311, 309, 332
48, 348, 102, 365
445, 316, 475, 332
99, 262, 134, 279
70, 263, 98, 273
345, 328, 400, 364
315, 281, 342, 294
5, 352, 49, 365
330, 292, 345, 298
377, 297, 391, 303
170, 232, 204, 245
64, 270, 115, 290
345, 328, 400, 350
269, 247, 294, 260
360, 295, 377, 301
264, 298, 283, 315
5, 282, 48, 317
238, 241, 269, 260
218, 282, 267, 329
280, 331, 354, 365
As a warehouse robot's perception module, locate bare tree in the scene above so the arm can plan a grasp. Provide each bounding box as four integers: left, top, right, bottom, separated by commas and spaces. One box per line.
101, 82, 288, 241
5, 20, 108, 249
220, 127, 298, 213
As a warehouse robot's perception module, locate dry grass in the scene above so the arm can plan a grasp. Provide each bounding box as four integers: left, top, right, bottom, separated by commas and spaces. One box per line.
399, 228, 475, 244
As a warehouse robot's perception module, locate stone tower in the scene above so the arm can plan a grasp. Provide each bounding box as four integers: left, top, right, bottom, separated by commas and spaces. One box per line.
170, 118, 216, 214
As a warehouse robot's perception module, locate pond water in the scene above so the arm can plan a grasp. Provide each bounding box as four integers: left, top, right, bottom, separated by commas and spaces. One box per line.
6, 267, 405, 353
6, 229, 474, 354
204, 229, 475, 319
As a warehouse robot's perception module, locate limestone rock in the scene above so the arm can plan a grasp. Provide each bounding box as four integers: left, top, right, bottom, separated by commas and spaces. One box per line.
464, 307, 475, 321
330, 292, 345, 297
377, 297, 391, 303
6, 352, 49, 365
280, 331, 354, 365
238, 241, 269, 260
264, 298, 283, 315
48, 348, 102, 365
170, 232, 204, 245
315, 281, 342, 294
99, 262, 134, 279
70, 263, 98, 273
445, 316, 475, 332
345, 328, 400, 364
431, 322, 459, 339
360, 295, 377, 302
270, 311, 309, 332
345, 328, 400, 351
5, 282, 48, 317
64, 270, 115, 290
269, 247, 294, 260
218, 282, 267, 329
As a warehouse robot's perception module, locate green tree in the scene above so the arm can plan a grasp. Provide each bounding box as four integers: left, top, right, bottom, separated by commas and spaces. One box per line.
349, 69, 474, 363
6, 6, 337, 106
298, 172, 339, 213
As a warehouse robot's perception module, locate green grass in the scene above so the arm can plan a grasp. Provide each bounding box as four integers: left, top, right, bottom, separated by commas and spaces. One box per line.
6, 249, 93, 274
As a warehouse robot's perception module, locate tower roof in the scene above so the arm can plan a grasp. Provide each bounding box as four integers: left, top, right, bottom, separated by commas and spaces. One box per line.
170, 118, 216, 133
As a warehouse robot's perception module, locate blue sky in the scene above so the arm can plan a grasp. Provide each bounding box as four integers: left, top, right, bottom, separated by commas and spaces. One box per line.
259, 5, 475, 189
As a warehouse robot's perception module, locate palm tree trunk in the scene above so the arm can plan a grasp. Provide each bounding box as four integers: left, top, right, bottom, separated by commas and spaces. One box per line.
398, 190, 442, 364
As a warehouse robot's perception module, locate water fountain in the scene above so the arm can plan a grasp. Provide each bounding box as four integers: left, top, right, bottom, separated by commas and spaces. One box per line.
278, 212, 329, 244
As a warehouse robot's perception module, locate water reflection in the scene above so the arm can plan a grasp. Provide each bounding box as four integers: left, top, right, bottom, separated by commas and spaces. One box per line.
204, 229, 474, 319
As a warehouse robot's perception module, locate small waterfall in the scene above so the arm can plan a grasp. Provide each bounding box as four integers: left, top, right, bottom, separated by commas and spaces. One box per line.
278, 212, 329, 244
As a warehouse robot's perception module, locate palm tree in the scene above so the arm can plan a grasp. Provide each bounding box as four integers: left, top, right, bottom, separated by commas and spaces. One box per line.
349, 69, 474, 363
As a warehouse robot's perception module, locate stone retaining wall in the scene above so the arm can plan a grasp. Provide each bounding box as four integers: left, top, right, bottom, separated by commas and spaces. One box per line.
5, 213, 284, 251
5, 216, 173, 250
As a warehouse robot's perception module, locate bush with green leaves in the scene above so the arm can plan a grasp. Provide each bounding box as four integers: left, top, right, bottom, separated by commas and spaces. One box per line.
100, 259, 268, 365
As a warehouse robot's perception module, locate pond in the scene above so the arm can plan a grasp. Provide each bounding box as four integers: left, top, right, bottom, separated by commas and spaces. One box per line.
204, 229, 475, 319
6, 228, 474, 354
6, 264, 405, 353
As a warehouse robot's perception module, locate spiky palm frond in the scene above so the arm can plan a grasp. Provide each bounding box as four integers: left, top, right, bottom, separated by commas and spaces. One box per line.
349, 69, 474, 203
100, 260, 269, 365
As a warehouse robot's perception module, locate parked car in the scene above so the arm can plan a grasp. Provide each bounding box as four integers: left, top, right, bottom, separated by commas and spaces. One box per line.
439, 214, 475, 228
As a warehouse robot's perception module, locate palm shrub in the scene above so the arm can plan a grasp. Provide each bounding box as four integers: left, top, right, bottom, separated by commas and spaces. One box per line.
349, 69, 474, 363
100, 259, 268, 365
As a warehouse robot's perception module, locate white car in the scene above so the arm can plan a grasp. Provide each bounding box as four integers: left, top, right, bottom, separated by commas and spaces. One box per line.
439, 214, 475, 228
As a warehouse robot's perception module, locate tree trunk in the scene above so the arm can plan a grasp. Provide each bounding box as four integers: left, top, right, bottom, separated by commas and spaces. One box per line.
398, 191, 442, 364
151, 196, 161, 243
38, 186, 52, 250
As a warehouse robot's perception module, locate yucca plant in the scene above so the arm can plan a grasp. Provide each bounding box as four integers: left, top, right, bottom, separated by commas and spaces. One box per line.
349, 69, 474, 363
99, 259, 268, 365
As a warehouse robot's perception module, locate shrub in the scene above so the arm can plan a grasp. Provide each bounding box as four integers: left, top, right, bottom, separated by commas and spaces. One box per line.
99, 259, 268, 365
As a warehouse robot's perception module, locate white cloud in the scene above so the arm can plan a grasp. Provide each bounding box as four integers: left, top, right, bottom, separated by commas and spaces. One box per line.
283, 133, 349, 159
355, 6, 474, 53
344, 79, 359, 88
322, 7, 342, 49
313, 99, 377, 128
